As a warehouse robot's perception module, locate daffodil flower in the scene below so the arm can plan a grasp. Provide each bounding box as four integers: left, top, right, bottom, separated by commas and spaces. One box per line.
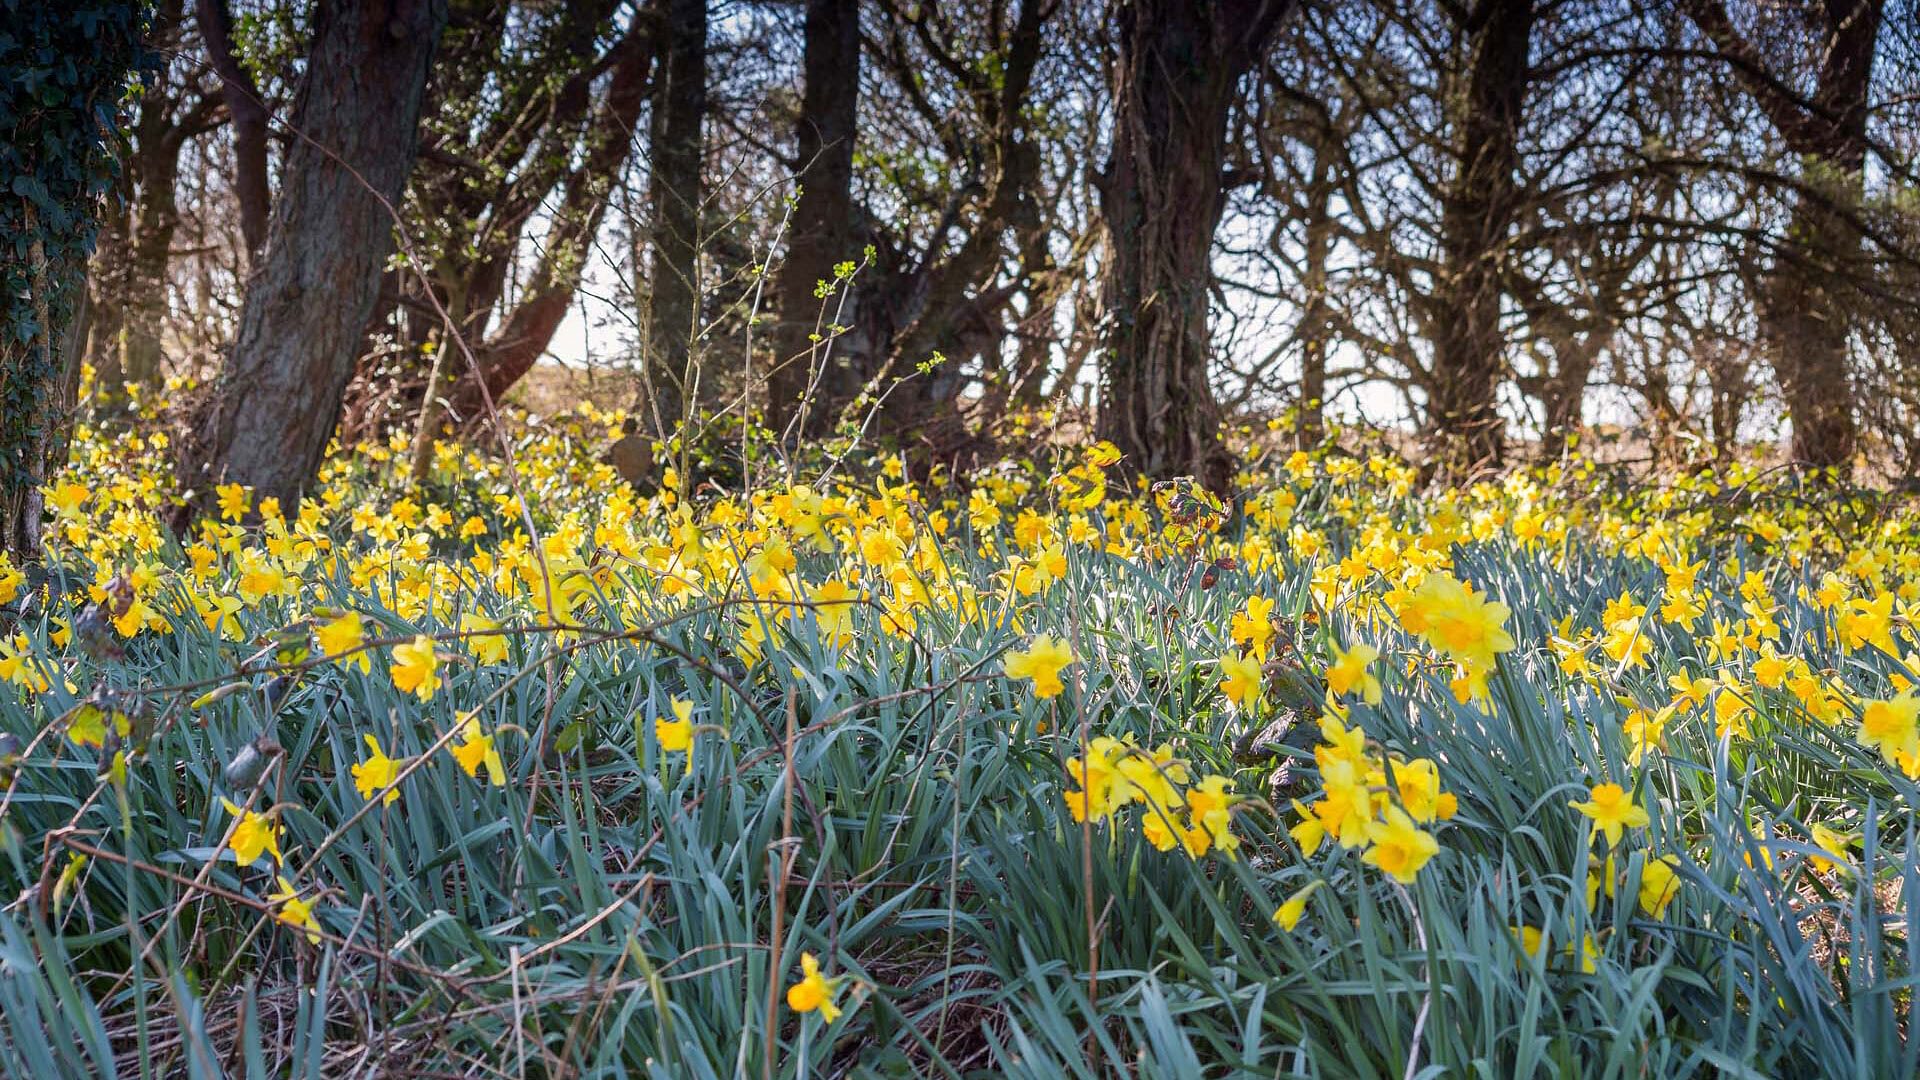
1005, 634, 1074, 698
218, 796, 282, 867
450, 716, 506, 786
785, 952, 845, 1022
267, 876, 322, 944
351, 734, 403, 805
389, 635, 441, 701
1570, 782, 1649, 847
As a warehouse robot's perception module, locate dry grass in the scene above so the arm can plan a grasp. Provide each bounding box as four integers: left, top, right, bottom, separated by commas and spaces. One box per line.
504, 361, 636, 420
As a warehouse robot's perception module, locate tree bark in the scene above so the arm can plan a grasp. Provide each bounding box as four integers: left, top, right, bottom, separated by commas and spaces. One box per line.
117, 75, 193, 394
198, 0, 272, 266
1097, 0, 1292, 490
0, 3, 143, 559
769, 0, 861, 443
1424, 0, 1534, 475
83, 0, 209, 403
1295, 133, 1335, 448
84, 170, 134, 397
180, 0, 446, 511
1683, 0, 1882, 469
639, 0, 708, 441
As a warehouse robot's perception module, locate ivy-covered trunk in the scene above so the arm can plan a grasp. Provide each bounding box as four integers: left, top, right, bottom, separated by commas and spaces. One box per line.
0, 1, 146, 560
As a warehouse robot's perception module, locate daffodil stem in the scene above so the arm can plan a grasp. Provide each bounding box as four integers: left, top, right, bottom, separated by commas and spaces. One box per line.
1397, 882, 1430, 1080
1075, 694, 1099, 1037
764, 688, 797, 1080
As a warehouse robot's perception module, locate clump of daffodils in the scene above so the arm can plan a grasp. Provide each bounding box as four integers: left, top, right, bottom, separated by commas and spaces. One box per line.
1287, 715, 1454, 885
1062, 735, 1241, 859
1391, 571, 1516, 702
1569, 781, 1688, 926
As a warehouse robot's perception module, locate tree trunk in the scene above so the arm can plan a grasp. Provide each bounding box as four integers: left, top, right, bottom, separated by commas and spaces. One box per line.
769, 0, 861, 444
179, 0, 446, 512
1424, 0, 1533, 475
1295, 135, 1335, 448
1537, 334, 1603, 445
84, 0, 200, 404
198, 0, 273, 265
117, 105, 188, 395
1762, 0, 1879, 470
1683, 0, 1882, 469
0, 4, 143, 559
1766, 197, 1860, 469
639, 0, 708, 442
1097, 0, 1292, 490
84, 172, 134, 395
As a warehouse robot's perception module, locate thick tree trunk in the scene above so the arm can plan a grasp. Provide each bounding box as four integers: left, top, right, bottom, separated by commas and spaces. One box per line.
769, 0, 861, 443
1424, 0, 1533, 475
1097, 0, 1291, 490
3, 227, 86, 558
198, 0, 273, 265
179, 0, 446, 511
0, 4, 143, 559
1760, 0, 1878, 470
1537, 335, 1603, 445
1758, 203, 1850, 465
639, 0, 708, 441
1765, 199, 1859, 468
1684, 0, 1882, 469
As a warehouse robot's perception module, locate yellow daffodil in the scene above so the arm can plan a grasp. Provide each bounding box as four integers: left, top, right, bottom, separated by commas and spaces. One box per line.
1362, 805, 1440, 884
785, 952, 844, 1022
316, 611, 369, 672
351, 734, 403, 805
218, 797, 281, 867
1636, 855, 1682, 918
389, 635, 441, 701
809, 578, 859, 648
656, 698, 695, 753
267, 876, 321, 944
1183, 774, 1240, 858
1807, 823, 1855, 875
1515, 924, 1598, 974
1218, 651, 1264, 710
450, 716, 505, 785
1326, 641, 1382, 704
461, 613, 510, 665
1571, 782, 1649, 847
1005, 634, 1074, 698
1859, 692, 1920, 773
1273, 880, 1323, 932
